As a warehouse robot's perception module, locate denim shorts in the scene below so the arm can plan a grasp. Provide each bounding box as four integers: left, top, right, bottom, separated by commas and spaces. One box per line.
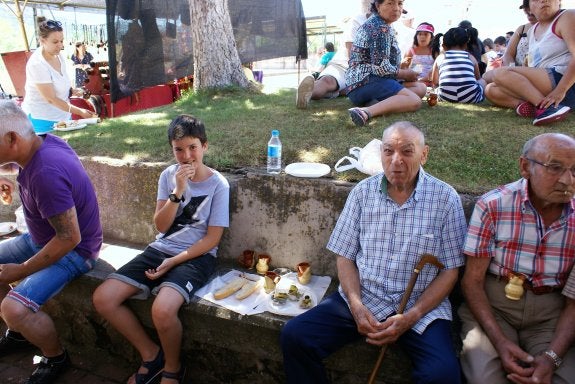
347, 75, 404, 107
548, 67, 575, 108
108, 246, 217, 304
0, 234, 95, 312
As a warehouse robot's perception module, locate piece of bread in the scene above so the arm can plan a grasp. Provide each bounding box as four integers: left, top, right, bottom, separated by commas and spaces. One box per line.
235, 280, 261, 300
213, 277, 247, 300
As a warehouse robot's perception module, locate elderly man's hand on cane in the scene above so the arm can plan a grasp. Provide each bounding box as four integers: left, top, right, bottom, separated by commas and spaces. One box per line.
367, 253, 445, 384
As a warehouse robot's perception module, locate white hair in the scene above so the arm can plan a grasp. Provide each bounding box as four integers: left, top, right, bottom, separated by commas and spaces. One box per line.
0, 100, 35, 139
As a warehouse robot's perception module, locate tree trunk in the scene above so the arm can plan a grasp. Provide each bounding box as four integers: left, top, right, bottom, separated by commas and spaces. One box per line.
189, 0, 249, 90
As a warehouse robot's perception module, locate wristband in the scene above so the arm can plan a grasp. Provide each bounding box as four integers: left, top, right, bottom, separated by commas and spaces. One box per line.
68, 104, 72, 113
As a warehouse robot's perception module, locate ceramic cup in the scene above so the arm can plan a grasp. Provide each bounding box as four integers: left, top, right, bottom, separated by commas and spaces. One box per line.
256, 253, 271, 275
237, 249, 256, 269
264, 271, 281, 293
427, 92, 437, 107
296, 262, 312, 285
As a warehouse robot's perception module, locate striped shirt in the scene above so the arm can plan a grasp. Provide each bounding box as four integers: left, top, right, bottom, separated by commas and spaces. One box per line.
436, 50, 484, 103
328, 169, 467, 334
464, 178, 575, 288
345, 13, 401, 93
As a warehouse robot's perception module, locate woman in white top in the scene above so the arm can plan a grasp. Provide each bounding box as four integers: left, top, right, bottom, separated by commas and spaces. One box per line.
484, 0, 575, 126
21, 20, 95, 134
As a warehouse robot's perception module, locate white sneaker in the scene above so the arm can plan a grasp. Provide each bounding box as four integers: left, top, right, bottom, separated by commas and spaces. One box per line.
296, 75, 315, 109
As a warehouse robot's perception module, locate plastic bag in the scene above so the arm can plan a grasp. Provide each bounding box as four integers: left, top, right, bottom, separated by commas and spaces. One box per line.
15, 205, 28, 233
334, 139, 383, 176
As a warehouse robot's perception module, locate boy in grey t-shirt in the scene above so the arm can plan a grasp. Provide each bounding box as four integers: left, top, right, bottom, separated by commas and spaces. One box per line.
93, 115, 230, 383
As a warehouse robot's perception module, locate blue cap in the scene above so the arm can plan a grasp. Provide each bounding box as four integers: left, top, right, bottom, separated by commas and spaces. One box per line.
272, 130, 279, 136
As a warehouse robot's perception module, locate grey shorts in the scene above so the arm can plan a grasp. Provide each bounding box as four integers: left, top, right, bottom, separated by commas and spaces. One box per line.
108, 246, 216, 303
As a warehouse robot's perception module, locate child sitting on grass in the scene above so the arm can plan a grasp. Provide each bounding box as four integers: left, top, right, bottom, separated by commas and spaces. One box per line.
431, 27, 486, 104
401, 22, 435, 86
93, 114, 230, 384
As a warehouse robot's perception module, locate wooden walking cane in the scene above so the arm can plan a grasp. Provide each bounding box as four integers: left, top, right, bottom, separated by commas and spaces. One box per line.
367, 253, 445, 384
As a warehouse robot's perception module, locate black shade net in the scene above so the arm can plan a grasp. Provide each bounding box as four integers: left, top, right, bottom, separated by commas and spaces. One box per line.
105, 0, 307, 102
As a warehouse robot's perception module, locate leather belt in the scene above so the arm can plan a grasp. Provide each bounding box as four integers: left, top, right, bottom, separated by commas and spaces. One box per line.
488, 272, 561, 295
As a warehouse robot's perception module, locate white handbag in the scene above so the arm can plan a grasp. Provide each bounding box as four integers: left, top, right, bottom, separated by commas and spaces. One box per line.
334, 139, 383, 176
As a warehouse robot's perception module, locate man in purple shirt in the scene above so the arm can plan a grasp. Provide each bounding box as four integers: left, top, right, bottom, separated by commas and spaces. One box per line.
0, 100, 102, 384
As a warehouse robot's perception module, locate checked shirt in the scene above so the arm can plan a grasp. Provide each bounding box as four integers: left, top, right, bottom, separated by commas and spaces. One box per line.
327, 169, 467, 334
464, 178, 575, 288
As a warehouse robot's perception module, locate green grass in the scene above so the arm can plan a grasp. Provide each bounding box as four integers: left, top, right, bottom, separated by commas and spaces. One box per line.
59, 87, 575, 195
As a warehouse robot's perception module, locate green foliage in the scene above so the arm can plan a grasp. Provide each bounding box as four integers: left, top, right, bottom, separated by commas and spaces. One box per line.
60, 88, 575, 195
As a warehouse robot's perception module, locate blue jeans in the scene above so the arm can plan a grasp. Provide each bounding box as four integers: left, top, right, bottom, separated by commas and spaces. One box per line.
0, 234, 94, 312
280, 291, 461, 384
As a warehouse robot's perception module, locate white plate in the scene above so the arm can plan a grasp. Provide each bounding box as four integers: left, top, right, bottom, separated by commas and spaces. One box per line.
76, 118, 100, 125
0, 222, 17, 236
285, 162, 330, 178
53, 123, 87, 132
267, 286, 316, 316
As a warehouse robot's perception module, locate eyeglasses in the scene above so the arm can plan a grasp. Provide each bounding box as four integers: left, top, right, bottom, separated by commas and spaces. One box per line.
525, 157, 575, 177
44, 20, 62, 31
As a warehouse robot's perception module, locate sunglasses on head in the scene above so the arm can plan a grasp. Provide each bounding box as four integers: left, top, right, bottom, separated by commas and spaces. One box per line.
45, 20, 62, 30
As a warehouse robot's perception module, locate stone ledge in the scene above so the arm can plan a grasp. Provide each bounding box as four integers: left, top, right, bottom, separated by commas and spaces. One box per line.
45, 242, 414, 384
8, 162, 473, 384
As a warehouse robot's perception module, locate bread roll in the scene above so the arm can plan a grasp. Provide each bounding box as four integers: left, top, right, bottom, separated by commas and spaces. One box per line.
213, 277, 247, 300
235, 280, 261, 300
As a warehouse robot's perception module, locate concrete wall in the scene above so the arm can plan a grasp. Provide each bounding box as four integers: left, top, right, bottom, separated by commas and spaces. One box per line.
2, 159, 479, 383
76, 159, 477, 277
1, 159, 478, 276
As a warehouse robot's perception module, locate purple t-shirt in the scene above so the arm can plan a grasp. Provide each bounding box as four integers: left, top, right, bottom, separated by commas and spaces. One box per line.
17, 134, 102, 260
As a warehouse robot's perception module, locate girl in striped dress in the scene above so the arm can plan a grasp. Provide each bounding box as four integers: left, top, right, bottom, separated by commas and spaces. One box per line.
430, 27, 485, 103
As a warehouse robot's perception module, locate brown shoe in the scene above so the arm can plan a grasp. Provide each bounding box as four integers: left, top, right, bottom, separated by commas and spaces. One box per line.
296, 75, 315, 109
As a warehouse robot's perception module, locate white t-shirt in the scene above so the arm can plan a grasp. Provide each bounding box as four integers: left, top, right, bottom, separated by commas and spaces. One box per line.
330, 13, 369, 66
150, 165, 230, 257
21, 48, 72, 122
392, 22, 415, 57
528, 10, 571, 74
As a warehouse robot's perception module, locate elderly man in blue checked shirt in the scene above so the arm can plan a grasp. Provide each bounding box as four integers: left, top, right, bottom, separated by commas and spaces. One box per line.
281, 121, 468, 384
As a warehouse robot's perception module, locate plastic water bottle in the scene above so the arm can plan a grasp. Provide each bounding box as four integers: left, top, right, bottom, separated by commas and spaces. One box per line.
267, 130, 282, 174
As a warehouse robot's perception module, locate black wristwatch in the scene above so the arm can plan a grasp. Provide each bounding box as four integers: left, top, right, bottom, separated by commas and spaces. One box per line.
168, 193, 185, 203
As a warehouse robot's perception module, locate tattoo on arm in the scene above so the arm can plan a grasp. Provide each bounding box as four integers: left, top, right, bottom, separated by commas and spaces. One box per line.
47, 207, 78, 240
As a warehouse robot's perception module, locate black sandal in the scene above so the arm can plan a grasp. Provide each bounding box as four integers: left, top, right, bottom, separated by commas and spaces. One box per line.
134, 348, 164, 384
161, 365, 186, 383
348, 107, 372, 127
